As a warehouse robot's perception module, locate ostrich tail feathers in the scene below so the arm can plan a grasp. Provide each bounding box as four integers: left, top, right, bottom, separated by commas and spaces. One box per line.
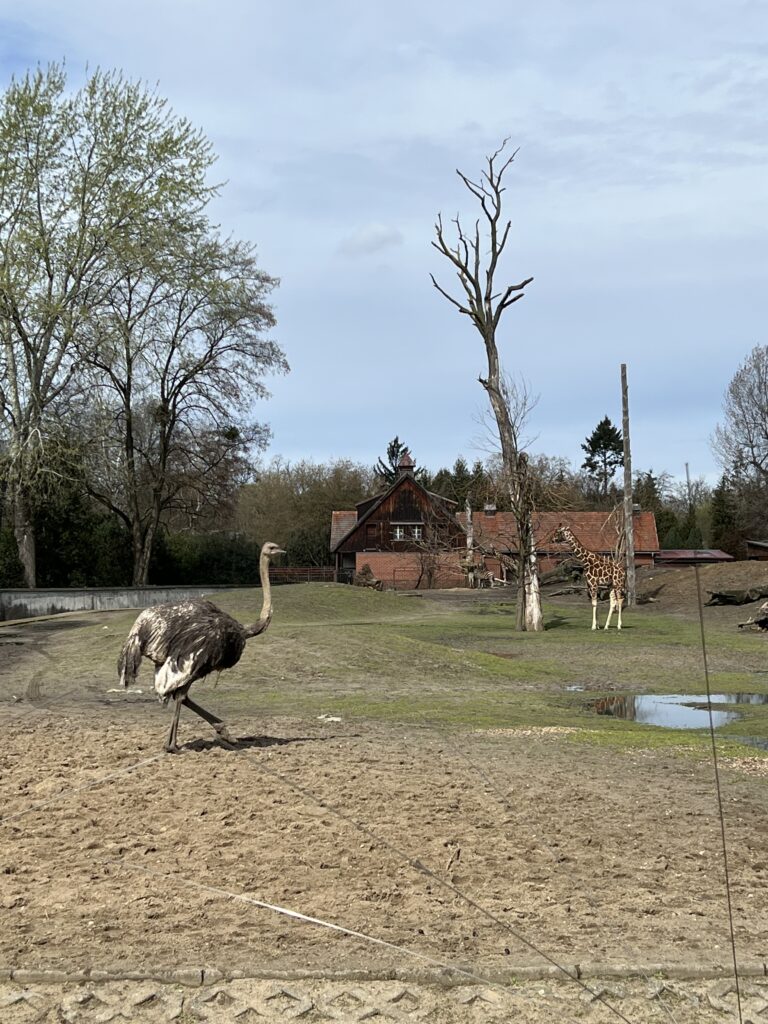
118, 631, 143, 688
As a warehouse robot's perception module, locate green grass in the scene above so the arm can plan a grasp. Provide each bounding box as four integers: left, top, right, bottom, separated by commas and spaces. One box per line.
4, 583, 768, 759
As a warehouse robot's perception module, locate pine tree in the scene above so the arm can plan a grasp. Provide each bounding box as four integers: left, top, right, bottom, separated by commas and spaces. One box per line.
469, 460, 492, 508
581, 416, 624, 497
709, 474, 742, 556
373, 436, 408, 486
429, 467, 454, 498
450, 458, 472, 506
661, 523, 684, 549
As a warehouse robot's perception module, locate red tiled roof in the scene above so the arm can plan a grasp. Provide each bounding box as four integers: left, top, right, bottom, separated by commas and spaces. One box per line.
458, 510, 659, 553
330, 511, 357, 551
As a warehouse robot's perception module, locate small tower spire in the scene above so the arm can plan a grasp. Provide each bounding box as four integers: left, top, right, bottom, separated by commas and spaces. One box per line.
397, 449, 416, 476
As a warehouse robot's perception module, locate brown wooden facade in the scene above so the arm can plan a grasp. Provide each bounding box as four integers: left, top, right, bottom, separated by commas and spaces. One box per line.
332, 471, 662, 589
331, 472, 464, 583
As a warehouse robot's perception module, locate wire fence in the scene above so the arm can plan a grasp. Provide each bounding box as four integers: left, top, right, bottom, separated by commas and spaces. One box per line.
0, 574, 749, 1024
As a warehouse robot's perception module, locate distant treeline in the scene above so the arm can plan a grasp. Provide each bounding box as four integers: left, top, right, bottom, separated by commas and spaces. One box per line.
0, 447, 751, 588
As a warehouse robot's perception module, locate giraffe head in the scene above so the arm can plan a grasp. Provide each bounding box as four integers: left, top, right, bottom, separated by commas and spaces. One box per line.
551, 523, 572, 544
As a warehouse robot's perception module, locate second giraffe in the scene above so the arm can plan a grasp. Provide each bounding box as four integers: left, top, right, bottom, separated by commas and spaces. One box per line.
552, 524, 626, 630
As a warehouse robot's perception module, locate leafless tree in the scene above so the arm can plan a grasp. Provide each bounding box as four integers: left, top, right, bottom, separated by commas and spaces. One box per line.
431, 141, 542, 629
412, 499, 465, 590
712, 345, 768, 483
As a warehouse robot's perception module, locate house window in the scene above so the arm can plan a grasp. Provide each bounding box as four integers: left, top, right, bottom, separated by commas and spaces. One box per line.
392, 525, 406, 541
411, 526, 423, 540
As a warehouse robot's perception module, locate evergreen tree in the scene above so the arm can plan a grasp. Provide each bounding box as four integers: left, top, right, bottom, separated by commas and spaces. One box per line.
581, 416, 624, 497
634, 469, 676, 547
429, 467, 455, 499
661, 523, 684, 549
450, 457, 472, 506
0, 528, 24, 586
709, 474, 741, 556
373, 436, 427, 487
469, 460, 492, 508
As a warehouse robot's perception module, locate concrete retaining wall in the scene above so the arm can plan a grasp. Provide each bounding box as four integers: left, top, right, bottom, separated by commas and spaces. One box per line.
0, 585, 248, 622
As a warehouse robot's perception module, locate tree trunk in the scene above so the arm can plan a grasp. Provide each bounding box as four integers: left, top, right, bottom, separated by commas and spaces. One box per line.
132, 518, 158, 586
621, 363, 636, 606
524, 536, 543, 631
465, 498, 475, 588
516, 548, 526, 630
12, 489, 36, 588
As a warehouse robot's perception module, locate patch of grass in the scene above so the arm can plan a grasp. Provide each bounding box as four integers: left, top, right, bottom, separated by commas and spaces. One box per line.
6, 584, 768, 759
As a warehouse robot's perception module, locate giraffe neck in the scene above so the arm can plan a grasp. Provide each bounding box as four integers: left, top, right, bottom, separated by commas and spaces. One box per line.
562, 527, 624, 583
562, 529, 593, 563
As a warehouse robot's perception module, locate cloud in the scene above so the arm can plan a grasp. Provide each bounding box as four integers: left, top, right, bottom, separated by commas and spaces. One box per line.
1, 0, 765, 479
337, 223, 404, 257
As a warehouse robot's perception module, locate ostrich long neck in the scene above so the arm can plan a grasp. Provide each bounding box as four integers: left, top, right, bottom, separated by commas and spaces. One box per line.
244, 552, 274, 638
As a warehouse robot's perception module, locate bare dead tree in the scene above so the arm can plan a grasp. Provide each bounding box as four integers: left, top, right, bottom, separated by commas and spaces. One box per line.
431, 150, 541, 629
413, 497, 466, 590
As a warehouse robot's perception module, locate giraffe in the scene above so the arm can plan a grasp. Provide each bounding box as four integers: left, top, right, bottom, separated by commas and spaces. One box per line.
552, 524, 626, 630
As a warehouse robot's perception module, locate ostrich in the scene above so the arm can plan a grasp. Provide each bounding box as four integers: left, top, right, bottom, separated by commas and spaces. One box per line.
118, 542, 286, 752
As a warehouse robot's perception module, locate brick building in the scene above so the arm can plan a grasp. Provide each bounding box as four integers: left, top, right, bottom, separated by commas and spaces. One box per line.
330, 455, 466, 590
465, 509, 661, 579
331, 457, 661, 590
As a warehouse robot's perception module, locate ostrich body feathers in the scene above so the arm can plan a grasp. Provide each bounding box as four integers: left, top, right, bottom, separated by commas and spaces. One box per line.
118, 600, 251, 700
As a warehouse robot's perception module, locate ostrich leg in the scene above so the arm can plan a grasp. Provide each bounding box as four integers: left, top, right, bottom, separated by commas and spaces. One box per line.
182, 695, 237, 747
165, 692, 184, 753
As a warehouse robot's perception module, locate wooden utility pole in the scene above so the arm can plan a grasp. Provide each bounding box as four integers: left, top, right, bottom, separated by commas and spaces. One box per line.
621, 363, 636, 606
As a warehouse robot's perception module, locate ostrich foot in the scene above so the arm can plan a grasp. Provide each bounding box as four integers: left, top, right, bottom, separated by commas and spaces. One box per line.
164, 742, 181, 754
214, 723, 237, 749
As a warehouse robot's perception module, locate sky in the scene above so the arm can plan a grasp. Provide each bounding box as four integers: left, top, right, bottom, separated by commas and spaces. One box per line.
1, 0, 766, 484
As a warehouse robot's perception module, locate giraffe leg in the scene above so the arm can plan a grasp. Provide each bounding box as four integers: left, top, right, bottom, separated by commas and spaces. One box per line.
616, 595, 624, 630
604, 592, 616, 630
591, 592, 598, 630
165, 692, 184, 753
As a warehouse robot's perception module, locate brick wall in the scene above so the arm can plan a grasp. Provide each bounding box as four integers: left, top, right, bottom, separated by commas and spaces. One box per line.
356, 552, 467, 590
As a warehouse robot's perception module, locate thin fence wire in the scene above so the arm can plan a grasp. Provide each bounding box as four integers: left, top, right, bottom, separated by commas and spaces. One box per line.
3, 566, 750, 1023
106, 858, 548, 994
3, 701, 637, 1023
248, 750, 637, 1023
685, 462, 742, 1024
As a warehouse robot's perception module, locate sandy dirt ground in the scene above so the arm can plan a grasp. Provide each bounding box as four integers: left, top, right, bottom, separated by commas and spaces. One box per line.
2, 700, 767, 986
4, 571, 768, 1021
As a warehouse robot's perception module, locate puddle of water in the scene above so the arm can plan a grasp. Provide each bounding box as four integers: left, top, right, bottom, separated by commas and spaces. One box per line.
589, 693, 768, 729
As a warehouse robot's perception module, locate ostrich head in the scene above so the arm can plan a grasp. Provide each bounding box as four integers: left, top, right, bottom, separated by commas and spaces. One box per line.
261, 542, 286, 559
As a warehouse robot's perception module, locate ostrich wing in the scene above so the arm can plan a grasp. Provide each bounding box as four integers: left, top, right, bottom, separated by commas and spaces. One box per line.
136, 601, 248, 699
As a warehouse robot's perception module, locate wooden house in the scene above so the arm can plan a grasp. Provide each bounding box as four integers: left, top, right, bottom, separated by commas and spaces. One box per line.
746, 540, 768, 561
652, 549, 734, 565
330, 455, 465, 589
332, 454, 661, 589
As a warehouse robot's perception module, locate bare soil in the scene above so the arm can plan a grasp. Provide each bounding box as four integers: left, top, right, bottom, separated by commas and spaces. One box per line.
635, 561, 768, 615
2, 700, 768, 982
4, 572, 768, 1024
